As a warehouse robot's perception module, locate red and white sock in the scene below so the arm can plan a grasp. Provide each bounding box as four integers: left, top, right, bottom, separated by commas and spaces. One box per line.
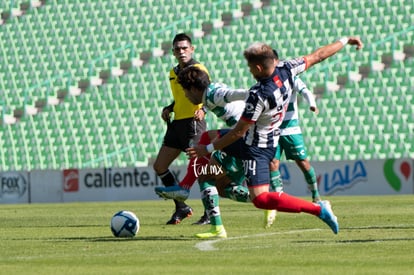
179, 131, 212, 190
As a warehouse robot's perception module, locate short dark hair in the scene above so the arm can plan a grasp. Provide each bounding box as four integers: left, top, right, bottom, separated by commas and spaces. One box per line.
173, 33, 192, 45
177, 66, 210, 92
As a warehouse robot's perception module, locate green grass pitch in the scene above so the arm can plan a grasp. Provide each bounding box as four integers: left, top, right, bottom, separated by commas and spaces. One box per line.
1, 195, 413, 275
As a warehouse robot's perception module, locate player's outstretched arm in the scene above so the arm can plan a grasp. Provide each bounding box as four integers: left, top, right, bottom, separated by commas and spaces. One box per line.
304, 36, 363, 69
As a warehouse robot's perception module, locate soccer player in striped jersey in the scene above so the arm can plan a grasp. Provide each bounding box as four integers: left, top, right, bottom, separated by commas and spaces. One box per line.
270, 73, 321, 202
155, 65, 318, 231
152, 33, 209, 225
187, 37, 363, 237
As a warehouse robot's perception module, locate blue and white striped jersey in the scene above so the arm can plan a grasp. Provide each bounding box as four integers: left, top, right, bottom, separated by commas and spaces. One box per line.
280, 76, 317, 136
241, 58, 307, 148
203, 83, 247, 127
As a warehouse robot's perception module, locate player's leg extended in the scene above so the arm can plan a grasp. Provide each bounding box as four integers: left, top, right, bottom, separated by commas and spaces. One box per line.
153, 145, 193, 224
174, 131, 215, 225
211, 151, 250, 203
195, 180, 227, 238
153, 145, 189, 201
191, 152, 250, 227
155, 130, 218, 202
153, 145, 181, 187
250, 185, 338, 234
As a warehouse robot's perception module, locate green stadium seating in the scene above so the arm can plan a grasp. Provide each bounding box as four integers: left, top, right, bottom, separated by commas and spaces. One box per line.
0, 0, 413, 170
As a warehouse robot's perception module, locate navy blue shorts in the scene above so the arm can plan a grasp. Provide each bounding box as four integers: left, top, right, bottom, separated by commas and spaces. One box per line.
218, 129, 275, 187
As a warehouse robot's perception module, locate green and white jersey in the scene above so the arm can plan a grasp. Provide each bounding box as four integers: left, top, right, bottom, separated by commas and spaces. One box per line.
280, 76, 316, 136
203, 83, 248, 127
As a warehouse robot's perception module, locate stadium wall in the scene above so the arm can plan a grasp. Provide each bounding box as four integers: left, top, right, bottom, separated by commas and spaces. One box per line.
0, 158, 413, 204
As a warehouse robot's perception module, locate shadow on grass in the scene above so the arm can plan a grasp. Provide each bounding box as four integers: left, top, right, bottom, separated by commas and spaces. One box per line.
54, 235, 195, 242
337, 237, 414, 243
6, 224, 106, 228
294, 225, 414, 244
295, 237, 414, 244
345, 225, 414, 230
6, 222, 165, 228
3, 235, 195, 242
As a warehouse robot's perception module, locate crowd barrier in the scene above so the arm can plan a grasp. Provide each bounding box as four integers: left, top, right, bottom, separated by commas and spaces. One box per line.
1, 158, 413, 204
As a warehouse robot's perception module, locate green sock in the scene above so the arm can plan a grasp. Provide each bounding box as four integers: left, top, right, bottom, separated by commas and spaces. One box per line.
199, 181, 222, 226
304, 166, 320, 199
270, 170, 283, 192
224, 183, 250, 202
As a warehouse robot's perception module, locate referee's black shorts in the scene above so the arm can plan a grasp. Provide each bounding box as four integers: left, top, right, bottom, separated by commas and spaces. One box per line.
163, 118, 206, 151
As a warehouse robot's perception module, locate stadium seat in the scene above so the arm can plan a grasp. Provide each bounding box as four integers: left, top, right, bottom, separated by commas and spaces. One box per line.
0, 0, 413, 170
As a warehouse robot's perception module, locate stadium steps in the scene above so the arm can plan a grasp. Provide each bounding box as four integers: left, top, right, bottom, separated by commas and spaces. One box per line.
300, 55, 414, 162
0, 0, 44, 25
0, 0, 272, 169
1, 0, 413, 170
0, 0, 264, 126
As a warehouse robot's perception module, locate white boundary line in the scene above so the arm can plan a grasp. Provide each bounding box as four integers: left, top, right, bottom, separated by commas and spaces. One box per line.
195, 229, 322, 251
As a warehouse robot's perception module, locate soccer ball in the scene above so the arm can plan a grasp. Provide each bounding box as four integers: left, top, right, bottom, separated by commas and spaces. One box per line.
110, 210, 139, 237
